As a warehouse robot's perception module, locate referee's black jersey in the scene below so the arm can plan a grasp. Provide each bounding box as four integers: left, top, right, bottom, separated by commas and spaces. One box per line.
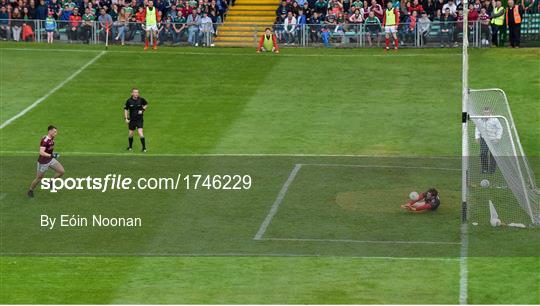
124, 97, 148, 120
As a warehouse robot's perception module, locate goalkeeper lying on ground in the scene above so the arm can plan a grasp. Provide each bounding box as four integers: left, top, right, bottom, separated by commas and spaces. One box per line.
401, 188, 440, 212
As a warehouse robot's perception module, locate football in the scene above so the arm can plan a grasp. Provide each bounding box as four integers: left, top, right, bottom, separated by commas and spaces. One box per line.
480, 179, 490, 188
409, 191, 419, 200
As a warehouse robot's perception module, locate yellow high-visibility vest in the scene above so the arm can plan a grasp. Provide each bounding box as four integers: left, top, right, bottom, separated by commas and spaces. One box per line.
491, 6, 504, 26
385, 8, 397, 26
146, 7, 157, 26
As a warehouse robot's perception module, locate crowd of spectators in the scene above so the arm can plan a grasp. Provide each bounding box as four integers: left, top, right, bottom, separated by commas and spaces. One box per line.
0, 0, 230, 45
271, 0, 540, 46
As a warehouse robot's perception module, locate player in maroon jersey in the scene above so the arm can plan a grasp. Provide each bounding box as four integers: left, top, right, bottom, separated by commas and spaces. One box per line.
27, 125, 65, 197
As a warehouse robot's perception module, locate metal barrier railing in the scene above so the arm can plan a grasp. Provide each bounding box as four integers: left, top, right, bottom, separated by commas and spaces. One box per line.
1, 18, 539, 48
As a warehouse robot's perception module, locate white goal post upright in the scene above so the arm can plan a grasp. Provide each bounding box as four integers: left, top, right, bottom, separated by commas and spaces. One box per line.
461, 0, 469, 223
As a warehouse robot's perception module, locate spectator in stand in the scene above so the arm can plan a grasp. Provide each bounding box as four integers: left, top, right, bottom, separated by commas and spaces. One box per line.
81, 7, 94, 43
400, 10, 416, 45
273, 12, 286, 42
297, 8, 306, 40
314, 0, 328, 16
506, 0, 524, 47
173, 13, 187, 42
329, 0, 343, 15
98, 7, 113, 41
343, 0, 351, 13
368, 0, 383, 21
440, 7, 454, 47
158, 16, 175, 44
276, 0, 289, 16
522, 0, 535, 13
303, 2, 312, 18
434, 0, 445, 14
290, 1, 300, 15
11, 7, 23, 41
44, 11, 57, 43
256, 27, 279, 52
417, 11, 430, 45
308, 11, 322, 42
454, 8, 463, 46
0, 6, 9, 40
468, 3, 479, 21
68, 7, 81, 42
423, 0, 435, 19
115, 8, 127, 44
479, 7, 490, 45
48, 0, 62, 19
199, 11, 214, 46
349, 8, 363, 31
408, 0, 424, 15
364, 10, 381, 46
186, 9, 200, 46
21, 6, 35, 41
60, 4, 73, 27
442, 0, 457, 15
490, 0, 503, 46
28, 0, 37, 19
283, 10, 296, 44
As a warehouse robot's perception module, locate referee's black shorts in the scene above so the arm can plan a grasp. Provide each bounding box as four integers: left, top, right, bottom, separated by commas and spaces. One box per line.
129, 119, 144, 130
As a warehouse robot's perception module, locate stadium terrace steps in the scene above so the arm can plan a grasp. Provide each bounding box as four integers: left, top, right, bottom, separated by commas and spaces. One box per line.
215, 1, 279, 47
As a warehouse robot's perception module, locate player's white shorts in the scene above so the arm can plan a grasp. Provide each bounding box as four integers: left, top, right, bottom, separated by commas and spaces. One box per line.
384, 25, 397, 34
145, 24, 158, 32
37, 158, 58, 173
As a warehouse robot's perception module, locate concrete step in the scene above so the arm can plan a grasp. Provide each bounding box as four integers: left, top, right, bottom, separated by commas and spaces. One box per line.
220, 25, 267, 31
227, 10, 276, 16
232, 5, 277, 10
218, 30, 258, 36
226, 15, 276, 22
214, 41, 256, 47
215, 35, 255, 42
234, 0, 279, 5
221, 20, 274, 26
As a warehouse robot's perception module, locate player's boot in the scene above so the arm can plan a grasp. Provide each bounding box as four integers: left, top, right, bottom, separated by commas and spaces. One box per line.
144, 46, 149, 51
27, 190, 34, 198
127, 147, 133, 151
153, 45, 157, 50
142, 148, 147, 153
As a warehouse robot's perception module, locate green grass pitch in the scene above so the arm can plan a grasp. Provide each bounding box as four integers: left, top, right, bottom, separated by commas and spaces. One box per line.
0, 43, 538, 304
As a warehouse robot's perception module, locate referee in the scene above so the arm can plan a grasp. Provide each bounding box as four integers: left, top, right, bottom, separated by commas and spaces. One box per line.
124, 88, 148, 152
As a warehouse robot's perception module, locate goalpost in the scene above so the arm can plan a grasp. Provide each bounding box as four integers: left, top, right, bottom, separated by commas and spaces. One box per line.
461, 18, 540, 226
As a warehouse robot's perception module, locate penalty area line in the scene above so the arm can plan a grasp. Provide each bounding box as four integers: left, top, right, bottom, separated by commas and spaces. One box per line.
254, 164, 302, 240
261, 237, 461, 245
0, 150, 460, 159
0, 51, 106, 129
0, 251, 459, 260
302, 163, 461, 171
0, 47, 462, 58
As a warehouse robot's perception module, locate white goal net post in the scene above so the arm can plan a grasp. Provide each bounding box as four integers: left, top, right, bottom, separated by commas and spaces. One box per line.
464, 88, 539, 226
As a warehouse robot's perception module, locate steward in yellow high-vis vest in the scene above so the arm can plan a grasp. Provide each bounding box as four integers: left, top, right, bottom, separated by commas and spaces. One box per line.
490, 1, 504, 46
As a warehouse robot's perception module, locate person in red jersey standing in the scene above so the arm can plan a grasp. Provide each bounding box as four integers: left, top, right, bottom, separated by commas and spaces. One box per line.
28, 125, 65, 198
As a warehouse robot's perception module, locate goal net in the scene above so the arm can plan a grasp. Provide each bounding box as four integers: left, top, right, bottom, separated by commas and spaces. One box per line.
466, 88, 539, 226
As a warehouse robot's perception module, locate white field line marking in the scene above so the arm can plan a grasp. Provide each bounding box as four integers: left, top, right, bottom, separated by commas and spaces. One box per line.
0, 150, 460, 159
0, 251, 459, 260
0, 51, 106, 129
302, 163, 461, 171
254, 164, 302, 240
262, 237, 461, 245
459, 222, 469, 304
1, 47, 461, 58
